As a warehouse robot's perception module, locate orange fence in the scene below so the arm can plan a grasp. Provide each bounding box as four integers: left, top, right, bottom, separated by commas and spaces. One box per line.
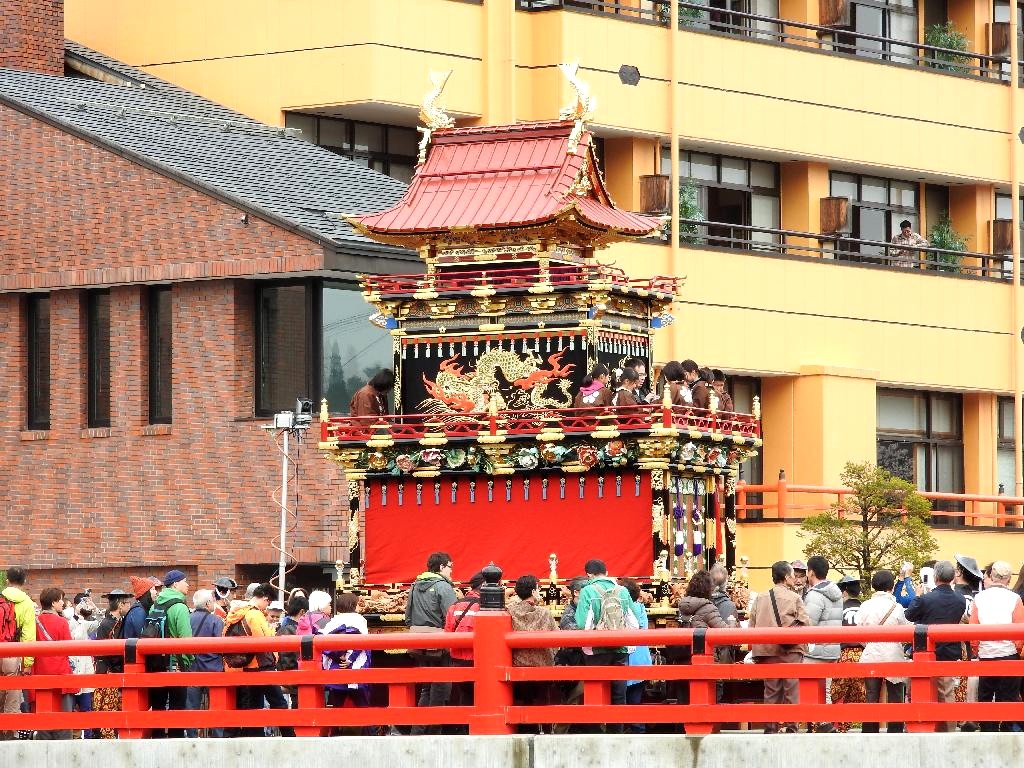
4, 615, 1024, 736
736, 472, 1024, 528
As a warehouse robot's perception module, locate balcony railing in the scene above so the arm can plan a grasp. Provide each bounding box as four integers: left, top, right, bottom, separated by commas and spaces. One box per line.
516, 0, 1004, 80
677, 218, 1008, 279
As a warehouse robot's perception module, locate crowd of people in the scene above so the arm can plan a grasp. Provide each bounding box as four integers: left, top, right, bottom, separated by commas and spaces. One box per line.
0, 548, 1019, 738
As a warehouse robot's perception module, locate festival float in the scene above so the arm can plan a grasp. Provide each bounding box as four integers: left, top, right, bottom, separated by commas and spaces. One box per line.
318, 67, 761, 626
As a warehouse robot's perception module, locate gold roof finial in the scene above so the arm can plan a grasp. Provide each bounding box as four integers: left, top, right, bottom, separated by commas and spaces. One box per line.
557, 62, 596, 155
417, 70, 456, 166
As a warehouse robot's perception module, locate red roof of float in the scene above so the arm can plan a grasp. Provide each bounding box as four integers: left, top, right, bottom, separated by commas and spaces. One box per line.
348, 120, 662, 245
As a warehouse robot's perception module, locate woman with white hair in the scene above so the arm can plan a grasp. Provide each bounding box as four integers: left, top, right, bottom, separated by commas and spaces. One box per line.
297, 590, 332, 635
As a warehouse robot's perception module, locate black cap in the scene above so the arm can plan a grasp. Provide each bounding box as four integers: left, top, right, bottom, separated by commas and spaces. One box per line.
837, 575, 861, 587
213, 577, 238, 591
955, 554, 983, 580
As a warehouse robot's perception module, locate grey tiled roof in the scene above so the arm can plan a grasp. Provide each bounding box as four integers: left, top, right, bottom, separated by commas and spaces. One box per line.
0, 42, 409, 251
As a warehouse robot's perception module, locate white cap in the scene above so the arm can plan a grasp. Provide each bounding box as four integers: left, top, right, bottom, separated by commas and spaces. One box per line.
268, 601, 284, 611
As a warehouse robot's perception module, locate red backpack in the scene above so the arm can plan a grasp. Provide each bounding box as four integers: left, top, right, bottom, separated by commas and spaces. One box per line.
0, 596, 19, 643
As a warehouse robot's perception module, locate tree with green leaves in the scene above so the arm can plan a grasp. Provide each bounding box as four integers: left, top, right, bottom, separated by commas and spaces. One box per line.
798, 462, 937, 589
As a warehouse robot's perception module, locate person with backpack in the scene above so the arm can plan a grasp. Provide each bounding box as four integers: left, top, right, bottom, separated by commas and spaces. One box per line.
574, 558, 639, 733
93, 588, 133, 739
222, 583, 288, 737
320, 591, 372, 735
184, 589, 225, 738
144, 570, 193, 738
31, 587, 76, 740
0, 566, 36, 740
404, 551, 458, 735
276, 594, 308, 714
122, 576, 160, 640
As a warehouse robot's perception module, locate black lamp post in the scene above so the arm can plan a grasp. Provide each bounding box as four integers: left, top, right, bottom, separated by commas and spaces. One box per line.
479, 562, 505, 610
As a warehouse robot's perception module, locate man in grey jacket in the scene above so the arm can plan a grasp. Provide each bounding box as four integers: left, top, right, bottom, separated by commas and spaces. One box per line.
803, 555, 843, 732
405, 551, 458, 734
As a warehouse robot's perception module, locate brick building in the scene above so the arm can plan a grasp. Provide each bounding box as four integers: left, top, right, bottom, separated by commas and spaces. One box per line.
0, 2, 411, 593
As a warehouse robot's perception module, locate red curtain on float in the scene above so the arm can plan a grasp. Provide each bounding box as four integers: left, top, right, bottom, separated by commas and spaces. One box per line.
363, 472, 653, 583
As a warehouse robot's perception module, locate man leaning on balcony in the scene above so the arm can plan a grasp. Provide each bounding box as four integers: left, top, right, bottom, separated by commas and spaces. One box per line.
889, 220, 927, 268
968, 560, 1024, 732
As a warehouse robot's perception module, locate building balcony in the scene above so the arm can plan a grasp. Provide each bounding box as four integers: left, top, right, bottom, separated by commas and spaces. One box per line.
674, 218, 1009, 279
517, 0, 1005, 81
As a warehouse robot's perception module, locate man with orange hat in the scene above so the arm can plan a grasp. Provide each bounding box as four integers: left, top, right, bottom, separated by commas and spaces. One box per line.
123, 576, 161, 640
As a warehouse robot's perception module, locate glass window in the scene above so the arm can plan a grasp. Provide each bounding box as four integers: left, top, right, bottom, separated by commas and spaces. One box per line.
87, 290, 111, 428
148, 286, 172, 424
877, 390, 926, 433
890, 180, 916, 208
322, 283, 393, 415
26, 294, 50, 430
389, 162, 415, 183
999, 395, 1015, 440
830, 173, 858, 201
750, 194, 781, 243
859, 207, 887, 255
257, 284, 310, 416
996, 193, 1014, 220
284, 113, 317, 143
750, 161, 777, 189
861, 177, 888, 204
690, 153, 716, 181
354, 123, 384, 153
720, 157, 748, 186
318, 119, 349, 150
388, 126, 418, 156
877, 387, 964, 523
854, 5, 885, 58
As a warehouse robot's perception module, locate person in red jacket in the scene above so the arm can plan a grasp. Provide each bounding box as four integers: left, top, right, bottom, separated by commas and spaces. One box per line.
32, 587, 76, 740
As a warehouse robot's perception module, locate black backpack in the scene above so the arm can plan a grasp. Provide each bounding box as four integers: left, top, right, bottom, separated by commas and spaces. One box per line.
222, 610, 255, 669
141, 598, 185, 672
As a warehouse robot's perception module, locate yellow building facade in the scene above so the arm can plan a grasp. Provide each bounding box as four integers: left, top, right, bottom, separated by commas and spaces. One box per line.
66, 0, 1024, 586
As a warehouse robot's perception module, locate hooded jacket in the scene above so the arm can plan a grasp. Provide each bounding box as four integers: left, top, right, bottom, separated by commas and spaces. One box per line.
677, 596, 730, 630
803, 579, 843, 661
1, 586, 36, 667
404, 572, 457, 629
151, 587, 193, 670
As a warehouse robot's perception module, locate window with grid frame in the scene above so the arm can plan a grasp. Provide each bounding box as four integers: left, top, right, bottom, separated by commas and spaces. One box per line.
26, 294, 51, 431
87, 290, 112, 428
830, 172, 920, 260
283, 114, 418, 182
876, 388, 964, 526
148, 286, 173, 424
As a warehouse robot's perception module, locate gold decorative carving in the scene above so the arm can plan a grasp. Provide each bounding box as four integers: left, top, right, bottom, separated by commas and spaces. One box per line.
557, 62, 596, 154
417, 70, 455, 166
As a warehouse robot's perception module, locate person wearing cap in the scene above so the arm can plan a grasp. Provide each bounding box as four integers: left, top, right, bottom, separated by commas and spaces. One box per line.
829, 575, 865, 733
67, 592, 100, 738
147, 570, 193, 738
953, 554, 983, 730
212, 577, 239, 619
123, 576, 161, 640
968, 560, 1024, 731
185, 589, 225, 738
889, 219, 927, 268
790, 560, 808, 599
93, 589, 133, 739
903, 560, 966, 732
267, 601, 285, 632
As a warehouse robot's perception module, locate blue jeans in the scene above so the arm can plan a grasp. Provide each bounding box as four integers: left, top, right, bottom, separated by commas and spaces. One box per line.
72, 691, 93, 738
185, 686, 225, 738
625, 683, 645, 733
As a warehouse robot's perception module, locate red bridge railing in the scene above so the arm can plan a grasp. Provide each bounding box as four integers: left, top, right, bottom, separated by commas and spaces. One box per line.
737, 472, 1024, 528
320, 404, 762, 445
3, 617, 1022, 736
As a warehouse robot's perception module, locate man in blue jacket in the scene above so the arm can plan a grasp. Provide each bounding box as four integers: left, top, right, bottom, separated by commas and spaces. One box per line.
185, 589, 225, 738
903, 560, 967, 732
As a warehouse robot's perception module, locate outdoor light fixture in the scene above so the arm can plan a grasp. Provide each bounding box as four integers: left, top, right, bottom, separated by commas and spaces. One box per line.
618, 65, 641, 86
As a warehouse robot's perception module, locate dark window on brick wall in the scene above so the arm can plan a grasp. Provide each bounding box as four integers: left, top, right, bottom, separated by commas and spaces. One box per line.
148, 286, 172, 424
256, 282, 312, 416
26, 294, 51, 430
87, 290, 111, 428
